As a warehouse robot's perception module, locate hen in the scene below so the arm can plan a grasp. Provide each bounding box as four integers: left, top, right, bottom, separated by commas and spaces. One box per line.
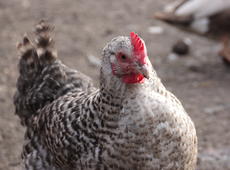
14, 21, 197, 170
154, 0, 230, 34
154, 0, 230, 63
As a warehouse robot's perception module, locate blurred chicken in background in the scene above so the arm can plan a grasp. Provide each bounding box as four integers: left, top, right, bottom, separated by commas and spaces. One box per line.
154, 0, 230, 64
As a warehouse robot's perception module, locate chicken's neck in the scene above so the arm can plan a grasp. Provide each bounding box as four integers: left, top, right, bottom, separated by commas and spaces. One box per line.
99, 71, 127, 104
98, 67, 162, 109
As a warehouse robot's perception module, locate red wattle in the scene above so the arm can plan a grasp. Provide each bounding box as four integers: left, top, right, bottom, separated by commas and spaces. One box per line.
122, 73, 145, 84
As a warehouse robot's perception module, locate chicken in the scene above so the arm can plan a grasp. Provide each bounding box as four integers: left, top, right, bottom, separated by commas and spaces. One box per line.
154, 0, 230, 63
154, 0, 230, 34
14, 21, 197, 170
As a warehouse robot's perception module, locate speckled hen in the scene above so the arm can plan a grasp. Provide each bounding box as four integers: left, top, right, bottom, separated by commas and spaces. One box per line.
14, 21, 197, 170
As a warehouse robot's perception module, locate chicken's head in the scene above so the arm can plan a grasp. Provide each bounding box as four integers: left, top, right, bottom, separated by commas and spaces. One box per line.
102, 32, 151, 84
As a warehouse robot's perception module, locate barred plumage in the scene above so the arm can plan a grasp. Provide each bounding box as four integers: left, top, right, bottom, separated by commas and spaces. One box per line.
14, 21, 197, 170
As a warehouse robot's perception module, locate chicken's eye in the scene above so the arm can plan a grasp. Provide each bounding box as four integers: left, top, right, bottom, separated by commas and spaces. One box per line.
117, 53, 128, 62
121, 55, 127, 60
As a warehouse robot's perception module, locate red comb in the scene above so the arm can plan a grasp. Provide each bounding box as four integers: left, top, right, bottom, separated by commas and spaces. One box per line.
130, 32, 147, 65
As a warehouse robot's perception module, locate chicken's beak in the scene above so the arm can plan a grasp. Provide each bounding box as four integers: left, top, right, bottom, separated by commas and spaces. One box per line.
139, 64, 150, 79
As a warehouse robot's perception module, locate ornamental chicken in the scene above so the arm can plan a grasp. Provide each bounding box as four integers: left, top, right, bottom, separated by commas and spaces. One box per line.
14, 21, 197, 170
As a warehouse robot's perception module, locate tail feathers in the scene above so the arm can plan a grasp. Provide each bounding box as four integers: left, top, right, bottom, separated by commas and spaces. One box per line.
34, 20, 58, 65
17, 34, 39, 83
15, 20, 59, 126
17, 20, 57, 78
17, 34, 33, 55
15, 20, 95, 127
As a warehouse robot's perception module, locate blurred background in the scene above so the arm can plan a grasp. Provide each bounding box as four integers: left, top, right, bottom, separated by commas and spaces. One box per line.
0, 0, 230, 169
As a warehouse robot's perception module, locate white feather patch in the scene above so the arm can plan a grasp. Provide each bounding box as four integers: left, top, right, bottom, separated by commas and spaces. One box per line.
191, 17, 209, 33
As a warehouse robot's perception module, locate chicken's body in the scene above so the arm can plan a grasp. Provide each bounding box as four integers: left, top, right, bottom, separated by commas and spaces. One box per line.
14, 21, 197, 170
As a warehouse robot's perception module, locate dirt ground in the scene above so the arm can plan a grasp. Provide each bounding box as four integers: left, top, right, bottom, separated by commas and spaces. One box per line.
0, 0, 230, 169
